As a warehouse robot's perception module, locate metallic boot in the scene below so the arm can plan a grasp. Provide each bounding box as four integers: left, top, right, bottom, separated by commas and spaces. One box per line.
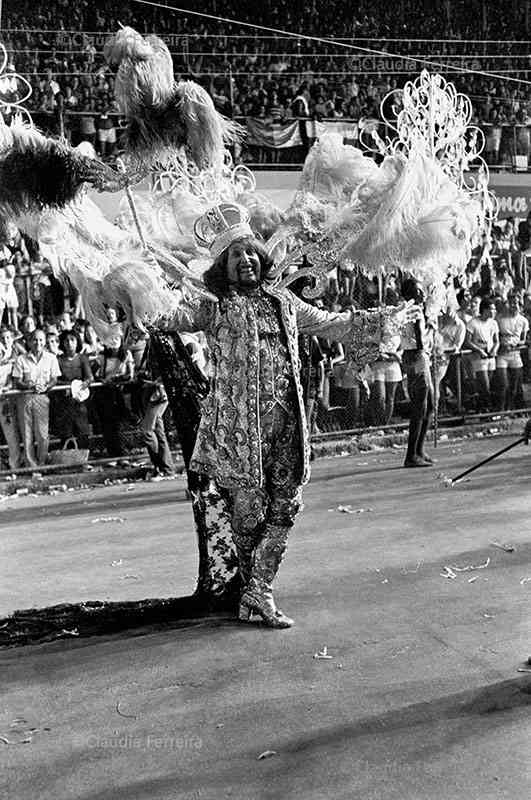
239, 524, 293, 628
232, 532, 256, 622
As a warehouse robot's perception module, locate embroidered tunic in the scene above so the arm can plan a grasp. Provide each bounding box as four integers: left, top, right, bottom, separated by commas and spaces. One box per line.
168, 283, 391, 490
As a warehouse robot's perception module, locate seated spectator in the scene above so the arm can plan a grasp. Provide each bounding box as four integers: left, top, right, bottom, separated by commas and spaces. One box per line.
0, 326, 22, 470
55, 329, 93, 449
495, 293, 529, 409
12, 328, 61, 467
465, 297, 500, 411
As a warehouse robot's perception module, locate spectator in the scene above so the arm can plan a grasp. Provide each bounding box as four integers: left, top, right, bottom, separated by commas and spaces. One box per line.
369, 332, 402, 426
14, 314, 36, 355
435, 307, 466, 412
491, 261, 514, 303
495, 293, 529, 409
46, 327, 62, 356
12, 328, 61, 467
0, 326, 22, 470
77, 319, 102, 372
466, 297, 500, 411
55, 329, 92, 448
93, 333, 134, 457
0, 242, 16, 329
56, 311, 74, 331
96, 103, 117, 158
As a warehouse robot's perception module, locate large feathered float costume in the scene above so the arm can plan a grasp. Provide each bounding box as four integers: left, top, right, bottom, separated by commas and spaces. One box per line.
0, 33, 496, 608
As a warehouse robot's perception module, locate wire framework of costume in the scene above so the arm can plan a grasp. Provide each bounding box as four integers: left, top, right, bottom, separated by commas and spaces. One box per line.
274, 70, 495, 310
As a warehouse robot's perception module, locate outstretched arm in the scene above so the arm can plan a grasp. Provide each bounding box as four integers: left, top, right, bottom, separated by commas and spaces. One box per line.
293, 294, 418, 371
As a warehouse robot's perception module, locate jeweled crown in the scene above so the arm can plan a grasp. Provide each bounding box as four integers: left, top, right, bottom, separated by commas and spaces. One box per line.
194, 202, 254, 259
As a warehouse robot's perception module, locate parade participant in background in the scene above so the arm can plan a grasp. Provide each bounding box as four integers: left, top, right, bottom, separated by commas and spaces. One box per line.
400, 277, 435, 467
12, 328, 61, 467
163, 203, 418, 627
134, 333, 174, 477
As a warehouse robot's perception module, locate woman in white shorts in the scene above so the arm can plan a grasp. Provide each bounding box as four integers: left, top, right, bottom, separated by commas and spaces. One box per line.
369, 333, 402, 425
495, 293, 529, 409
466, 298, 499, 411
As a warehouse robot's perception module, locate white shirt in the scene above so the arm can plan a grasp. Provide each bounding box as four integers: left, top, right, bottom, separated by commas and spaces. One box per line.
12, 349, 61, 389
467, 317, 499, 353
497, 313, 529, 350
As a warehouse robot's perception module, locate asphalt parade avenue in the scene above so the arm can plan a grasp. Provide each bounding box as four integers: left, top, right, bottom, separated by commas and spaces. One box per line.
1, 435, 530, 800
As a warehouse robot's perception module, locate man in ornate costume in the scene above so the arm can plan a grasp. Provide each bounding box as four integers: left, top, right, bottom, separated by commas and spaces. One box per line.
164, 202, 418, 627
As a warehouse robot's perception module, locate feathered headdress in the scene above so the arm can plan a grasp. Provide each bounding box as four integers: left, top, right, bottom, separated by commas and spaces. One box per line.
0, 118, 126, 224
104, 26, 242, 170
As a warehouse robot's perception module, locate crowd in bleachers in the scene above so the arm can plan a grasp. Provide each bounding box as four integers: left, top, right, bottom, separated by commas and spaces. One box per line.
1, 0, 530, 165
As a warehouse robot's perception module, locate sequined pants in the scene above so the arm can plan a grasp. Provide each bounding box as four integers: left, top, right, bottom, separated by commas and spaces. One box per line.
230, 403, 304, 535
231, 403, 304, 589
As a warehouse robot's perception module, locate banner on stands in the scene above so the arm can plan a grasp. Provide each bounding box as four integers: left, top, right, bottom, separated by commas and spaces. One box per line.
245, 118, 364, 148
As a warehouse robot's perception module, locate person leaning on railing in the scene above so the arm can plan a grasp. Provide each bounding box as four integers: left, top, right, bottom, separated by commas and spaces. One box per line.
0, 326, 23, 470
55, 329, 93, 450
11, 328, 61, 468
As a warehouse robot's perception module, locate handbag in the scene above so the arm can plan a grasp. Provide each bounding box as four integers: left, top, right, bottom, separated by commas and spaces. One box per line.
48, 437, 90, 466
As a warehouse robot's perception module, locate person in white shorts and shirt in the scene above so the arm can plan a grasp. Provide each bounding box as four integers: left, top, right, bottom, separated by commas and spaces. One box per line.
495, 293, 529, 409
465, 297, 499, 411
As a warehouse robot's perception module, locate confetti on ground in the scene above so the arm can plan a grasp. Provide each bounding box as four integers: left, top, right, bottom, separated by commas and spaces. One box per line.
110, 560, 123, 567
451, 557, 490, 573
440, 566, 457, 580
336, 505, 373, 514
313, 646, 333, 660
490, 540, 515, 553
258, 750, 277, 760
468, 576, 479, 583
520, 577, 531, 586
91, 516, 125, 524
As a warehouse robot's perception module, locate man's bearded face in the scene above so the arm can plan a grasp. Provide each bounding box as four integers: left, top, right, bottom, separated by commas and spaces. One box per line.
226, 239, 262, 288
